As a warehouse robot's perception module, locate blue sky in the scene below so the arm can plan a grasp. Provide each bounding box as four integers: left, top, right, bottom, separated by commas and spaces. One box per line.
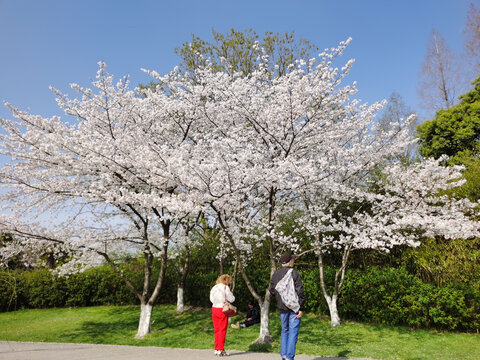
0, 0, 471, 123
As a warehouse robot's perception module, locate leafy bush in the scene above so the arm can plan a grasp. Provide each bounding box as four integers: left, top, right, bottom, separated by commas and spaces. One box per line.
20, 269, 68, 308
340, 267, 479, 331
65, 266, 138, 307
0, 271, 21, 311
299, 267, 333, 315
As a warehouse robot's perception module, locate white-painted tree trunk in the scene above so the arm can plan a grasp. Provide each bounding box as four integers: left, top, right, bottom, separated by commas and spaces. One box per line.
176, 287, 184, 313
254, 301, 273, 344
325, 294, 341, 327
135, 303, 153, 338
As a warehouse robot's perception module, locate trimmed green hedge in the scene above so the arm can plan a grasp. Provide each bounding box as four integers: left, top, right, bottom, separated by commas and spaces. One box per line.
0, 265, 478, 332
340, 267, 480, 331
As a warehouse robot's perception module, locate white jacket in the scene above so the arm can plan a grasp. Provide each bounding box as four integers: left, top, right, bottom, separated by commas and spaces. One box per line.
210, 283, 235, 308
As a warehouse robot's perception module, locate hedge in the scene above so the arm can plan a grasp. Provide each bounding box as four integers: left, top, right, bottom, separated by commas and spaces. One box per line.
0, 265, 478, 332
339, 266, 480, 331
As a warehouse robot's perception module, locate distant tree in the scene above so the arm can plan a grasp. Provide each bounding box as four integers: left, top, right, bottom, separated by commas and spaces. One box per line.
175, 28, 318, 77
376, 91, 418, 161
418, 29, 462, 114
464, 2, 480, 75
140, 28, 318, 93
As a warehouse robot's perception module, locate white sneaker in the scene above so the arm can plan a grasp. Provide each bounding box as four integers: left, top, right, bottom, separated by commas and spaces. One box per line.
214, 350, 221, 356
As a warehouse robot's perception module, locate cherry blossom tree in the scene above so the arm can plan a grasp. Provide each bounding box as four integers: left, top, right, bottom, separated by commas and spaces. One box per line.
152, 38, 479, 337
299, 157, 479, 326
0, 64, 202, 338
143, 38, 391, 341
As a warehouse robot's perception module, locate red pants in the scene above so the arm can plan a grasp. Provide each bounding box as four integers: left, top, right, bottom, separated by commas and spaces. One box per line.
212, 307, 228, 350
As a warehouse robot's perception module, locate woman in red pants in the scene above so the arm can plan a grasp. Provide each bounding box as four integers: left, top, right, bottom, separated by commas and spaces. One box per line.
209, 274, 235, 356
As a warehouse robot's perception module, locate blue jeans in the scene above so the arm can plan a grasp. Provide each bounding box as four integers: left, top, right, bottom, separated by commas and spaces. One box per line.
279, 312, 301, 360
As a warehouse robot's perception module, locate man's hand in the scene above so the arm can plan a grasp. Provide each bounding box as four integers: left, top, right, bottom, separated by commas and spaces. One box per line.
247, 318, 252, 321
296, 311, 303, 319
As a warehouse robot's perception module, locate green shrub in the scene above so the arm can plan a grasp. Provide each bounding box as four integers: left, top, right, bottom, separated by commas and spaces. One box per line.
65, 266, 138, 307
340, 267, 479, 331
299, 267, 334, 315
20, 269, 67, 309
0, 271, 20, 311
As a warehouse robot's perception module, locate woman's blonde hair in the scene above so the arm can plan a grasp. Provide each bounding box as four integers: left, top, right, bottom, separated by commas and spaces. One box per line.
216, 274, 233, 285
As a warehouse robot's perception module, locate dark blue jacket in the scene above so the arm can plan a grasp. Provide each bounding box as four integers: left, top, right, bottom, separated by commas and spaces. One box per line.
268, 266, 305, 313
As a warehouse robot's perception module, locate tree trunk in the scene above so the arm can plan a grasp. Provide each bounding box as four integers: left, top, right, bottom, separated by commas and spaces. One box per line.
317, 245, 351, 328
134, 215, 170, 338
253, 187, 275, 344
254, 299, 273, 344
46, 253, 55, 269
233, 249, 274, 344
176, 242, 190, 313
324, 294, 341, 327
176, 286, 184, 313
136, 303, 153, 338
231, 258, 238, 292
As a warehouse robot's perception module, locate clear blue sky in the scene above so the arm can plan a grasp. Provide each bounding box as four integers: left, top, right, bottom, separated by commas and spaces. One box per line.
0, 0, 471, 122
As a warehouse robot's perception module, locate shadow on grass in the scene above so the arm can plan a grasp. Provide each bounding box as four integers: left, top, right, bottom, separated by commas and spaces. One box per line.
290, 315, 360, 348
57, 307, 139, 343
248, 342, 273, 352
57, 305, 214, 343
337, 350, 352, 357
285, 316, 363, 358
55, 307, 434, 356
153, 309, 211, 332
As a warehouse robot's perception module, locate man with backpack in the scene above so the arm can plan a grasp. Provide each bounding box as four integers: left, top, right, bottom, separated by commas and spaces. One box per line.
269, 253, 305, 360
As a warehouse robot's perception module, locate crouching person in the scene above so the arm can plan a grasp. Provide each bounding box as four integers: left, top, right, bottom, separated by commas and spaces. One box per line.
231, 301, 260, 329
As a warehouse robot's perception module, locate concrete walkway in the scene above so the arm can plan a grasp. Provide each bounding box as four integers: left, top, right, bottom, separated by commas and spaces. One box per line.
0, 341, 375, 360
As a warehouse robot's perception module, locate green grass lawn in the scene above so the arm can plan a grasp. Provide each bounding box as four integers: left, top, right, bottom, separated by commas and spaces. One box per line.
0, 305, 478, 360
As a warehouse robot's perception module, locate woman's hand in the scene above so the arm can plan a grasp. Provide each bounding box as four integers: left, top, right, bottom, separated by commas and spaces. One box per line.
296, 311, 303, 319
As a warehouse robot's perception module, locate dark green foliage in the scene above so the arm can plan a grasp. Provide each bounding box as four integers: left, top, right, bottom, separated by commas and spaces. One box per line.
183, 271, 218, 307
341, 267, 422, 324
446, 154, 480, 204
402, 237, 480, 287
20, 269, 68, 308
0, 271, 21, 311
298, 267, 332, 315
340, 267, 479, 331
64, 267, 138, 307
417, 75, 480, 160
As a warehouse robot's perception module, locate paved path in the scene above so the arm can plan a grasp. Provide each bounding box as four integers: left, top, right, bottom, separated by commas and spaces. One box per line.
0, 341, 375, 360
